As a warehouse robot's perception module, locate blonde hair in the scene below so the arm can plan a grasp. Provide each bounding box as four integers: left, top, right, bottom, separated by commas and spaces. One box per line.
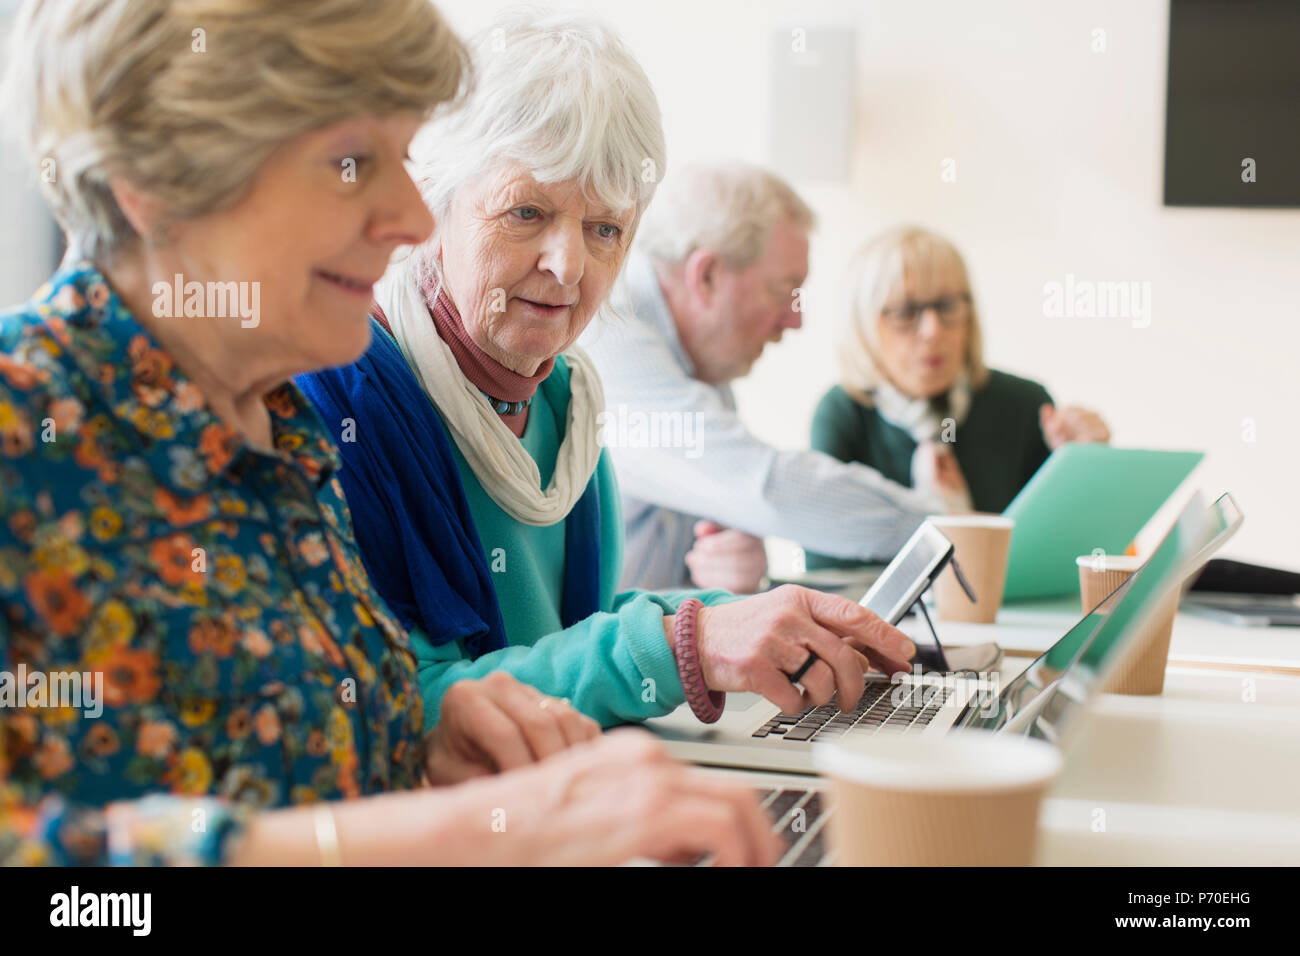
404, 7, 666, 292
838, 226, 988, 399
636, 161, 816, 269
2, 0, 468, 261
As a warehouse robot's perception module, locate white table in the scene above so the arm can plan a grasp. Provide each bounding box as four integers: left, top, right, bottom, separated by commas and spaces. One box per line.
925, 600, 1300, 864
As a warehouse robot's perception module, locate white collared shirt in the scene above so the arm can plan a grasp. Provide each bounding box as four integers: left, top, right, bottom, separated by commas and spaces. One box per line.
580, 253, 944, 590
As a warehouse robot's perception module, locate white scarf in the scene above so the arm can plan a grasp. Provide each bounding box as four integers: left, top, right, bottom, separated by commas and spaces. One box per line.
374, 266, 604, 527
871, 377, 974, 513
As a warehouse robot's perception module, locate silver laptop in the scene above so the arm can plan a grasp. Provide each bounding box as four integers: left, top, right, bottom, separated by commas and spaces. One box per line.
676, 493, 1244, 867
646, 492, 1244, 775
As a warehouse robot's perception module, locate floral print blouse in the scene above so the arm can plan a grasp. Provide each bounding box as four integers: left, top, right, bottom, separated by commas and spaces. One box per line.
0, 262, 426, 865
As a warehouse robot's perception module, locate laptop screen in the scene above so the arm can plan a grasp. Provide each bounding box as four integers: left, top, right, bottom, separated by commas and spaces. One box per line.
1032, 493, 1240, 744
962, 596, 1113, 735
966, 493, 1239, 742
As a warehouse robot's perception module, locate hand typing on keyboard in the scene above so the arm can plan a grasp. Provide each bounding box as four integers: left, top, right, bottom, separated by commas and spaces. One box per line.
685, 584, 917, 715
760, 788, 832, 867
693, 786, 833, 867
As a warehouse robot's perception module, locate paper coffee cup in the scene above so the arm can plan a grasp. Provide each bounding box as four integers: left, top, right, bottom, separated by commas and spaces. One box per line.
1076, 554, 1143, 613
928, 515, 1014, 624
1076, 555, 1178, 695
814, 730, 1061, 866
1103, 589, 1179, 696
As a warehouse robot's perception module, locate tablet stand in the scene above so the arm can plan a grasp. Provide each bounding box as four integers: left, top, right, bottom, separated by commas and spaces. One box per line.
907, 555, 979, 674
907, 594, 952, 673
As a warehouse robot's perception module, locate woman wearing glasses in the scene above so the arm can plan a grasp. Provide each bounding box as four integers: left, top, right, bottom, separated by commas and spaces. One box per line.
807, 227, 1109, 567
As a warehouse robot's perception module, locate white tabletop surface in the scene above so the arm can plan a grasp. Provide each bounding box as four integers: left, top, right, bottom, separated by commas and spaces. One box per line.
908, 599, 1300, 864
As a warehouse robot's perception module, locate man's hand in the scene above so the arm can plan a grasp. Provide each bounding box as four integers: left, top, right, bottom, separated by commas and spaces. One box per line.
685, 520, 768, 594
424, 671, 599, 786
1039, 403, 1110, 450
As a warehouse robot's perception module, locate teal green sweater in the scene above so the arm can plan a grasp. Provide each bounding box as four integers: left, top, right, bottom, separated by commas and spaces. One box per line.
808, 370, 1053, 568
411, 356, 733, 728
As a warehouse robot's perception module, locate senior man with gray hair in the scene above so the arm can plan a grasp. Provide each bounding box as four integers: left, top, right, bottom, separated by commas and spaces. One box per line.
581, 162, 958, 593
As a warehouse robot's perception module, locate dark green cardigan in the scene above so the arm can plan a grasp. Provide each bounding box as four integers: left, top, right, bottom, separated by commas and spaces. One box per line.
807, 369, 1053, 568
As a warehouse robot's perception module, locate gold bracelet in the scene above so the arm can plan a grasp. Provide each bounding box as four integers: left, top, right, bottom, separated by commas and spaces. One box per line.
313, 805, 342, 867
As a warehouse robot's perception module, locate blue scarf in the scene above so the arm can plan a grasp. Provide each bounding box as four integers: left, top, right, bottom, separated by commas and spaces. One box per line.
296, 319, 601, 658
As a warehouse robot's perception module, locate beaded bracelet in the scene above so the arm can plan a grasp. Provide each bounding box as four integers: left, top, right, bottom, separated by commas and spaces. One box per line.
671, 598, 725, 723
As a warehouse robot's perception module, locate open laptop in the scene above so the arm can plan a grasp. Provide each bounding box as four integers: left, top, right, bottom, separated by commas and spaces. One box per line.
646, 492, 1243, 776
1002, 444, 1203, 600
674, 492, 1244, 867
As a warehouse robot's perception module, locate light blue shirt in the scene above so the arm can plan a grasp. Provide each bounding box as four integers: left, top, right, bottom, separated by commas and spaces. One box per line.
580, 253, 943, 589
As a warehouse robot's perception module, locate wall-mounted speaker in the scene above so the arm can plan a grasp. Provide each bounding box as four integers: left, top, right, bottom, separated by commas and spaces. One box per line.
766, 24, 856, 183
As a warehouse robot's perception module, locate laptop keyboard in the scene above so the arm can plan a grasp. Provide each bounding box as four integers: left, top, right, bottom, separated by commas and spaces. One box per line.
692, 679, 959, 867
758, 787, 832, 866
751, 677, 953, 742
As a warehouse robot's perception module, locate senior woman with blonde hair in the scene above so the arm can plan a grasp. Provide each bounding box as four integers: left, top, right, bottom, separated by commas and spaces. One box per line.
807, 227, 1109, 566
299, 11, 916, 735
0, 0, 780, 867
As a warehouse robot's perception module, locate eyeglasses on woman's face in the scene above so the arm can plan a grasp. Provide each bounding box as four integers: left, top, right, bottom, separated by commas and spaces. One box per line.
879, 292, 971, 332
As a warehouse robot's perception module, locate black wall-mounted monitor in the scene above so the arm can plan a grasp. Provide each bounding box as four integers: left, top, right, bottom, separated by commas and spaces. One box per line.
1163, 0, 1300, 208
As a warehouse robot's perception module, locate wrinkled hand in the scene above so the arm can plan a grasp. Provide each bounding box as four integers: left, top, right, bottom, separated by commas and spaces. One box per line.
424, 671, 599, 786
464, 730, 781, 866
1039, 403, 1110, 450
685, 520, 768, 594
692, 584, 916, 715
930, 444, 973, 513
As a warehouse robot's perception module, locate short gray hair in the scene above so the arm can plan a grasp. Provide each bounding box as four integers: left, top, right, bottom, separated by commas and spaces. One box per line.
3, 0, 467, 262
406, 7, 667, 288
636, 162, 816, 269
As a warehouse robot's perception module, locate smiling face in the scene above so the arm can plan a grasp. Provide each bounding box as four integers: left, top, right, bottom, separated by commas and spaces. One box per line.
161, 113, 433, 373
435, 163, 636, 375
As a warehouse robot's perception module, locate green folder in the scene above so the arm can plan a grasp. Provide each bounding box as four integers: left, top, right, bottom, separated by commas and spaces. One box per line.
1002, 444, 1204, 600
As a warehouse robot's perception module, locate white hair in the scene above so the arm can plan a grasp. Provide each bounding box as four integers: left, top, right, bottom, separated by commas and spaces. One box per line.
635, 162, 816, 269
402, 7, 667, 290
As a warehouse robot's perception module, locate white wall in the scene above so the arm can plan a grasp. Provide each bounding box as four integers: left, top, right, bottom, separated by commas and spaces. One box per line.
0, 13, 60, 305
3, 0, 1292, 566
434, 0, 1299, 569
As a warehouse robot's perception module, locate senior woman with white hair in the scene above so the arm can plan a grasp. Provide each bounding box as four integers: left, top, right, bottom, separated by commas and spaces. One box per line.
806, 226, 1110, 567
299, 11, 916, 734
0, 0, 779, 867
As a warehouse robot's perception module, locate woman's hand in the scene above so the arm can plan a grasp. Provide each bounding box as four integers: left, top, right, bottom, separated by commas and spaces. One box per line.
914, 441, 973, 513
1039, 403, 1110, 449
424, 671, 599, 786
691, 584, 916, 714
929, 443, 974, 514
233, 730, 777, 866
447, 730, 781, 866
685, 520, 768, 594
